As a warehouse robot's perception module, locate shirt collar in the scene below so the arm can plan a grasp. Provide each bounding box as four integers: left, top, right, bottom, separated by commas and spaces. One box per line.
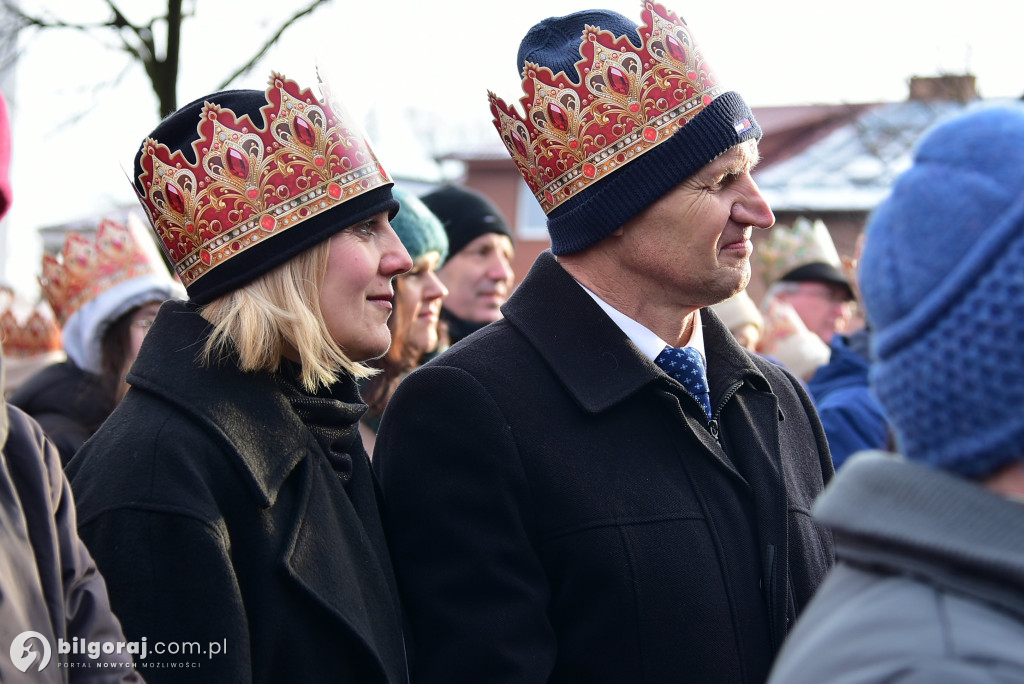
576, 281, 706, 362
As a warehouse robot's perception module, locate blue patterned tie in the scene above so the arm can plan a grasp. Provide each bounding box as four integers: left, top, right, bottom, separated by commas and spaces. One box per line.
655, 346, 712, 421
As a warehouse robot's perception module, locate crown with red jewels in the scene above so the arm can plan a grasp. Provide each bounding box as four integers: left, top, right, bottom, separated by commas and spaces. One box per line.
489, 2, 732, 215
39, 219, 161, 326
134, 73, 391, 290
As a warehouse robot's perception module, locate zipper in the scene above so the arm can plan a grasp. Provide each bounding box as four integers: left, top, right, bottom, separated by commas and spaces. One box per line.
707, 380, 743, 442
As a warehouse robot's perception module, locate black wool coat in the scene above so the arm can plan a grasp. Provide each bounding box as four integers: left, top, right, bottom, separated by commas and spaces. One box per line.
66, 301, 407, 684
375, 252, 835, 684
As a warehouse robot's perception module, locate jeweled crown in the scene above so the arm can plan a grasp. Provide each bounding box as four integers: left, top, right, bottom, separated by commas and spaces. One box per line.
134, 73, 391, 289
0, 306, 61, 357
489, 2, 732, 215
39, 219, 162, 326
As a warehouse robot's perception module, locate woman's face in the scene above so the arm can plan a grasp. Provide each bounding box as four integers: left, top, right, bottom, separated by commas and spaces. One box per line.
127, 301, 162, 368
319, 211, 412, 362
395, 251, 448, 357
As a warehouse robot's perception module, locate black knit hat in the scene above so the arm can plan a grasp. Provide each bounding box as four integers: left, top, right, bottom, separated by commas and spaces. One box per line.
133, 77, 398, 304
420, 185, 513, 257
490, 6, 762, 255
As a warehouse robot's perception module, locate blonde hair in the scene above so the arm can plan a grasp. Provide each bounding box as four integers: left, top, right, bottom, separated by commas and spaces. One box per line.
199, 238, 372, 392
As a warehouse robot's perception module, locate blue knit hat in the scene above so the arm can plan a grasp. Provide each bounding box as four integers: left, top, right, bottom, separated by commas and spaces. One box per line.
859, 103, 1024, 479
494, 6, 761, 255
390, 187, 449, 265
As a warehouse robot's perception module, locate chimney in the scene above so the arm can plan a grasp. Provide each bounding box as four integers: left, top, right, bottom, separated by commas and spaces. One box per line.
907, 75, 978, 103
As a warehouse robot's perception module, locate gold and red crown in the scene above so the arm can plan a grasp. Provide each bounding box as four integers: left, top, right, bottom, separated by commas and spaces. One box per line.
135, 72, 391, 289
489, 2, 729, 214
0, 306, 61, 358
40, 219, 159, 326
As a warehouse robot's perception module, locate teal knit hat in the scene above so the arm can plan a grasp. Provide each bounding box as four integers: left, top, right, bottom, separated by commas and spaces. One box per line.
860, 102, 1024, 479
391, 187, 449, 265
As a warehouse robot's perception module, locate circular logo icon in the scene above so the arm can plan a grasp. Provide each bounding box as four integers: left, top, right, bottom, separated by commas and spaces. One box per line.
10, 631, 51, 672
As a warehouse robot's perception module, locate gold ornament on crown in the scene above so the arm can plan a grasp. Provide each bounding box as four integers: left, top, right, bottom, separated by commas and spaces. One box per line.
39, 219, 160, 326
134, 72, 391, 289
488, 1, 736, 214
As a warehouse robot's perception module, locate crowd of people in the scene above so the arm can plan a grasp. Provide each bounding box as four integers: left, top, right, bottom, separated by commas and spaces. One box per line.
1, 2, 1023, 682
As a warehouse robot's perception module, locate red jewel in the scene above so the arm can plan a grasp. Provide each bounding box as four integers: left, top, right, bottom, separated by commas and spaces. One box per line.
200, 249, 212, 265
314, 156, 326, 167
165, 183, 185, 214
328, 183, 342, 199
247, 188, 259, 199
378, 163, 388, 179
688, 71, 698, 81
607, 66, 630, 95
510, 129, 529, 158
629, 103, 640, 113
583, 163, 597, 178
545, 190, 554, 205
261, 215, 276, 231
293, 116, 316, 147
643, 127, 658, 142
547, 102, 569, 131
569, 139, 579, 149
226, 148, 249, 179
185, 223, 195, 234
666, 35, 687, 63
231, 241, 241, 252
702, 94, 714, 107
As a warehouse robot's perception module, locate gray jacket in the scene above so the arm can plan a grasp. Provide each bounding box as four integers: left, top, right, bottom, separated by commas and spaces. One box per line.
0, 358, 141, 683
769, 451, 1024, 683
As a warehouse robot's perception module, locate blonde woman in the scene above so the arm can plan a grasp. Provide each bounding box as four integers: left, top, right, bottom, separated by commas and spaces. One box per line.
66, 75, 412, 683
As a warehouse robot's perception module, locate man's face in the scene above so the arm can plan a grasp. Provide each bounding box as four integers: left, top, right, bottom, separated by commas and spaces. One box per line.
437, 233, 515, 323
612, 140, 775, 311
777, 281, 852, 344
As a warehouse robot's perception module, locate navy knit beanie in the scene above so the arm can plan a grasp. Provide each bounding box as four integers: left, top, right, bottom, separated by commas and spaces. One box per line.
510, 8, 761, 254
859, 103, 1024, 479
420, 185, 513, 258
390, 186, 449, 265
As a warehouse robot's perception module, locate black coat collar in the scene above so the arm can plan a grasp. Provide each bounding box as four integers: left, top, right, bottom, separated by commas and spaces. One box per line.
501, 251, 770, 414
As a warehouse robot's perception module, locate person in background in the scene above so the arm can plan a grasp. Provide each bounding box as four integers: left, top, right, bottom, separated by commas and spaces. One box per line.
66, 73, 411, 682
10, 218, 182, 465
769, 103, 1024, 683
0, 88, 141, 683
375, 6, 834, 683
710, 289, 763, 351
419, 183, 514, 346
757, 216, 854, 347
804, 230, 889, 469
360, 186, 448, 456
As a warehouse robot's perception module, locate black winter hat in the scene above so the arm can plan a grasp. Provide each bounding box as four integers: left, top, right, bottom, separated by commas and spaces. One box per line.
419, 185, 513, 258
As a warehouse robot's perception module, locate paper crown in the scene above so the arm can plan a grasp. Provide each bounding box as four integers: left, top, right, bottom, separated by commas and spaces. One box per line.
134, 72, 391, 292
39, 219, 164, 326
0, 305, 61, 358
488, 2, 730, 215
758, 216, 844, 288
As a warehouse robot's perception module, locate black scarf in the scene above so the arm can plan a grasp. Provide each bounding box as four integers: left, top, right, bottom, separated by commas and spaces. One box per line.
274, 359, 367, 483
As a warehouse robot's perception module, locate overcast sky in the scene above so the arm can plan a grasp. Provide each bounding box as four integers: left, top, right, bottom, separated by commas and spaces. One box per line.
2, 0, 1020, 295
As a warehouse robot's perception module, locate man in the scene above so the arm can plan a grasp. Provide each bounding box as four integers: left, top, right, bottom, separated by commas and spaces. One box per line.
769, 103, 1024, 683
757, 216, 855, 346
419, 184, 515, 345
376, 6, 834, 684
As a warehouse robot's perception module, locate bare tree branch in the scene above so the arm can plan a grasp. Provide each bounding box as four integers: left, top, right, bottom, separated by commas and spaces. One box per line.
215, 0, 331, 90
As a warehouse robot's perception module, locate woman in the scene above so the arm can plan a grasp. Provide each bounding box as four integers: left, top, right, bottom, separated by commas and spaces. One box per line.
360, 186, 448, 455
11, 218, 182, 464
65, 73, 412, 683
